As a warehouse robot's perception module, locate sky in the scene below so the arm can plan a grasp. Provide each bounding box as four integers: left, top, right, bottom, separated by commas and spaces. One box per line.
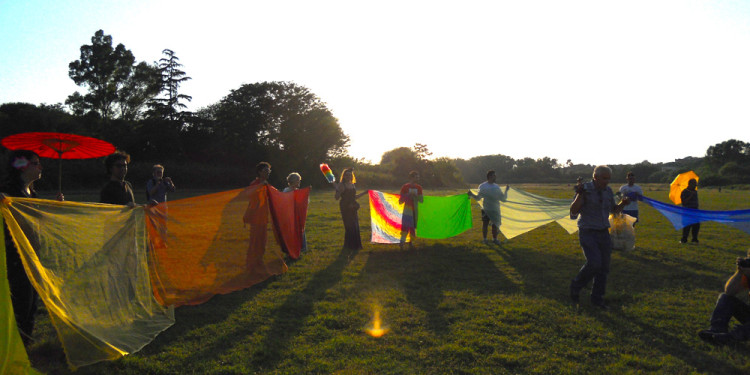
2, 0, 750, 166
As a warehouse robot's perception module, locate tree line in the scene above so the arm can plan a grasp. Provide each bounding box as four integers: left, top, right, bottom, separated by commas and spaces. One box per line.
1, 30, 748, 192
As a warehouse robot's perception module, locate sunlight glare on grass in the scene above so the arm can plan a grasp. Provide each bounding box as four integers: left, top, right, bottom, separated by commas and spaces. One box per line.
365, 306, 389, 338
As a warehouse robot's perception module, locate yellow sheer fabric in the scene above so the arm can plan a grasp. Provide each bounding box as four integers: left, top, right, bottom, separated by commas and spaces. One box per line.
0, 197, 174, 370
146, 186, 288, 307
1, 216, 40, 375
472, 187, 579, 239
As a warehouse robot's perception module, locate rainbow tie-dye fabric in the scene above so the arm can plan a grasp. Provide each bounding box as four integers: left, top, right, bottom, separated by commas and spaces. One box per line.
369, 191, 472, 243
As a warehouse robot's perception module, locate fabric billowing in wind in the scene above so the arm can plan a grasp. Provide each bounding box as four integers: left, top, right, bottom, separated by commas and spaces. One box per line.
472, 187, 579, 239
640, 195, 750, 234
0, 197, 175, 370
369, 191, 472, 243
0, 216, 40, 375
267, 187, 310, 259
146, 186, 296, 307
415, 194, 472, 239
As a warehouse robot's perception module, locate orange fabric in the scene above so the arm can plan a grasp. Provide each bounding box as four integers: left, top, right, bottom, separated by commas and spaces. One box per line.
267, 187, 310, 259
146, 186, 288, 306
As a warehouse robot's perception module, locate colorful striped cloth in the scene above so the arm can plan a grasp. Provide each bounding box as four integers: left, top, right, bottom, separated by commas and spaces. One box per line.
369, 190, 472, 243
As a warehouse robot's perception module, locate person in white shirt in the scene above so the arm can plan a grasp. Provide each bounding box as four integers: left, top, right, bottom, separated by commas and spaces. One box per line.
468, 170, 509, 244
618, 171, 643, 225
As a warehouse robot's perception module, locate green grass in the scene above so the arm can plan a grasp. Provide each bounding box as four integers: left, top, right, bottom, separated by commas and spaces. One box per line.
23, 184, 750, 374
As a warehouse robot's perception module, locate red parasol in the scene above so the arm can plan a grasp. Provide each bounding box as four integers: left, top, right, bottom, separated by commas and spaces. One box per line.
1, 132, 116, 192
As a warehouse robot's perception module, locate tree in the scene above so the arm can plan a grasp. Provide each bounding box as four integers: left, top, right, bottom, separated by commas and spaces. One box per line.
380, 147, 421, 178
413, 143, 433, 160
705, 139, 750, 168
148, 49, 192, 121
67, 30, 160, 120
455, 154, 515, 183
119, 62, 163, 121
205, 82, 350, 178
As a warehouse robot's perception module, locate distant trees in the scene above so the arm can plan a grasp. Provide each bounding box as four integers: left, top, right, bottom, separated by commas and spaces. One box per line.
379, 144, 463, 187
705, 139, 750, 168
194, 81, 349, 185
703, 139, 750, 184
66, 30, 161, 121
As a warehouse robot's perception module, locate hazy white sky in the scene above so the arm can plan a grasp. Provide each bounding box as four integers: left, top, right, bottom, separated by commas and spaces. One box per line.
2, 0, 749, 165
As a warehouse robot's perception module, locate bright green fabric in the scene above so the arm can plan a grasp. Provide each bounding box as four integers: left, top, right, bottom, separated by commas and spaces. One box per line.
415, 194, 473, 239
0, 197, 174, 370
0, 215, 40, 375
472, 187, 578, 239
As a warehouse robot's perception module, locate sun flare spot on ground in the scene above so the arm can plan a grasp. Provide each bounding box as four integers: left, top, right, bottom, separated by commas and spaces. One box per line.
365, 308, 389, 338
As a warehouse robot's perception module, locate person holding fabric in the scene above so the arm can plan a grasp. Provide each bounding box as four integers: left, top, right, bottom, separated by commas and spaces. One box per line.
399, 171, 423, 250
680, 178, 700, 244
100, 151, 135, 206
569, 165, 630, 309
244, 162, 272, 268
146, 164, 175, 204
698, 251, 750, 344
618, 171, 643, 225
335, 168, 367, 250
1, 150, 46, 345
284, 172, 307, 252
467, 170, 509, 244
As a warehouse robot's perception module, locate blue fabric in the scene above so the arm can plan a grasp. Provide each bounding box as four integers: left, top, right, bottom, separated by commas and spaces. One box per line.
638, 195, 750, 234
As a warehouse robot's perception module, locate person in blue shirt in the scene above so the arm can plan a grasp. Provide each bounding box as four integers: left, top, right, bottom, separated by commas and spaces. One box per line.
146, 164, 176, 204
569, 165, 630, 309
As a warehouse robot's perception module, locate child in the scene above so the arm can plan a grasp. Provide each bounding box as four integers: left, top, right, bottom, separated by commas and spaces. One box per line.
284, 172, 307, 252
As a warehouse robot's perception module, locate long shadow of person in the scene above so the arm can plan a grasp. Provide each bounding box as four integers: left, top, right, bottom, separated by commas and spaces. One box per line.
357, 243, 520, 335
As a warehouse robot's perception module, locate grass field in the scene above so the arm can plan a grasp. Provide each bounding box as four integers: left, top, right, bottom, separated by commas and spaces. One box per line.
23, 184, 750, 374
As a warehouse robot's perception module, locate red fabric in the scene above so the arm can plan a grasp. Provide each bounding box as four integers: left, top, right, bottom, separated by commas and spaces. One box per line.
399, 183, 423, 210
267, 187, 310, 259
145, 186, 289, 306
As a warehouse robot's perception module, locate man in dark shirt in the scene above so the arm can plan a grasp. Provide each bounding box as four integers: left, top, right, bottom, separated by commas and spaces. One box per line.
100, 151, 135, 206
680, 178, 699, 244
699, 253, 750, 344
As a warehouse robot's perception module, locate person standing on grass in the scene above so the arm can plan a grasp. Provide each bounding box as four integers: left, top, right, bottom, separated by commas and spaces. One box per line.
698, 250, 750, 344
618, 171, 643, 225
467, 170, 509, 245
146, 164, 175, 205
399, 170, 423, 250
0, 150, 60, 345
680, 178, 700, 244
569, 165, 630, 310
284, 172, 307, 252
335, 168, 367, 250
100, 151, 135, 207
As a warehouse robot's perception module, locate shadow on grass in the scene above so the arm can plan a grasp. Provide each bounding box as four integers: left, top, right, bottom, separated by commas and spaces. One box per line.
179, 246, 360, 370
141, 275, 275, 355
496, 243, 750, 374
358, 243, 521, 334
597, 311, 750, 375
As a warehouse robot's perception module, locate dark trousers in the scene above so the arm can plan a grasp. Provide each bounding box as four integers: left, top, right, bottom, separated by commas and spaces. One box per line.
6, 242, 38, 343
709, 293, 750, 340
571, 229, 612, 304
681, 223, 700, 242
